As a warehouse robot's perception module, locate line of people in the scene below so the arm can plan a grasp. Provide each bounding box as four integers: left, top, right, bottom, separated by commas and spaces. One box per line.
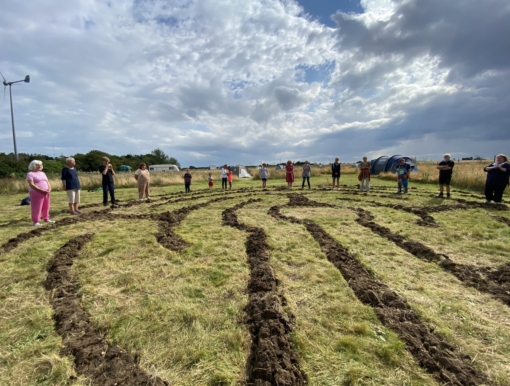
23, 154, 510, 226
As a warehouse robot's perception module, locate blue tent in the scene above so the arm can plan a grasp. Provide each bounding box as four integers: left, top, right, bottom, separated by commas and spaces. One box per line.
370, 155, 418, 175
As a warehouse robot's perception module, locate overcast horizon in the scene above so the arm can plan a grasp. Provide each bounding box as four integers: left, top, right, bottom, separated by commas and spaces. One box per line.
1, 0, 509, 167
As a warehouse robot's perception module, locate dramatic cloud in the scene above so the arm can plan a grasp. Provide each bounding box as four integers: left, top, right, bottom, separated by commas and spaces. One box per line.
0, 0, 508, 166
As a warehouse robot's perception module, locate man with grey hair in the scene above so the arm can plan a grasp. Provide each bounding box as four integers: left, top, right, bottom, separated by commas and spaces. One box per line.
436, 153, 455, 198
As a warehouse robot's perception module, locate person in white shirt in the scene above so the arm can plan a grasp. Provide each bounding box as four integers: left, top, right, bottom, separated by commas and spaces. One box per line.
221, 164, 229, 190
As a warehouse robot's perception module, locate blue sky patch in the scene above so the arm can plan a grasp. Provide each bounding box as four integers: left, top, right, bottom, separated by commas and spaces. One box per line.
296, 61, 335, 84
297, 0, 364, 27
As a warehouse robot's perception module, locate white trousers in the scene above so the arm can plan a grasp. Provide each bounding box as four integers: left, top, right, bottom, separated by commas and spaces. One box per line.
360, 177, 370, 191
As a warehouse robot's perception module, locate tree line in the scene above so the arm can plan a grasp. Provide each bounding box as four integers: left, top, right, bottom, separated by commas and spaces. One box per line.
0, 149, 180, 177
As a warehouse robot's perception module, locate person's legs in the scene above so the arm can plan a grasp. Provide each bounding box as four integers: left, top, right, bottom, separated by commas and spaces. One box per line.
222, 178, 227, 189
396, 179, 402, 193
403, 179, 409, 194
229, 181, 232, 190
29, 190, 44, 223
67, 189, 75, 212
494, 186, 505, 203
102, 184, 108, 205
138, 183, 144, 200
145, 183, 150, 199
301, 177, 305, 189
41, 194, 51, 221
307, 177, 310, 189
109, 183, 116, 204
439, 183, 444, 195
484, 184, 494, 202
366, 179, 370, 192
74, 190, 81, 212
360, 178, 364, 191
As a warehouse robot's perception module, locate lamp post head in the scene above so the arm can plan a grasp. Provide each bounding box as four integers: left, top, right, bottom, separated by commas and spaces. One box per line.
24, 75, 30, 83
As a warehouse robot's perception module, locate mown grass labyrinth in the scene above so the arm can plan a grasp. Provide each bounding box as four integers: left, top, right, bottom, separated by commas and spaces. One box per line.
1, 179, 510, 385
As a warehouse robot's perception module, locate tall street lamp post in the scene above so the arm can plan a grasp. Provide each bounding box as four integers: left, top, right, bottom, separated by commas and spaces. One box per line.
1, 73, 30, 161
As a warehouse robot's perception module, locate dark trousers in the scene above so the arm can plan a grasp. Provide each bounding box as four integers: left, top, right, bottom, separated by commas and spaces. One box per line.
185, 183, 191, 193
222, 178, 228, 189
485, 184, 506, 203
302, 177, 310, 189
102, 183, 116, 205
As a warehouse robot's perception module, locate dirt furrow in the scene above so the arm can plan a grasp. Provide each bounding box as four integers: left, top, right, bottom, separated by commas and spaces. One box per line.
45, 234, 168, 386
1, 196, 247, 254
354, 208, 510, 306
268, 193, 488, 386
222, 199, 307, 386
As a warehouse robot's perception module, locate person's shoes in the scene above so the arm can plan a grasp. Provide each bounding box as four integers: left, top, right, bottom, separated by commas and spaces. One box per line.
70, 211, 77, 214
44, 219, 55, 223
33, 222, 41, 226
139, 199, 143, 202
436, 193, 444, 198
75, 210, 81, 214
484, 201, 490, 204
395, 191, 401, 194
147, 197, 151, 200
446, 193, 451, 199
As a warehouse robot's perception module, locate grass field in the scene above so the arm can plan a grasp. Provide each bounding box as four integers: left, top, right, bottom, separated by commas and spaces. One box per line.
1, 174, 509, 385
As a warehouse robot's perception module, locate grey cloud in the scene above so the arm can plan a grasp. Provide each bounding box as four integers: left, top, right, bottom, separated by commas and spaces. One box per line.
274, 86, 307, 110
333, 0, 510, 80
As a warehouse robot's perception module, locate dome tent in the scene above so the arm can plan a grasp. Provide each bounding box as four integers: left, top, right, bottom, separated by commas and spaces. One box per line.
370, 155, 418, 175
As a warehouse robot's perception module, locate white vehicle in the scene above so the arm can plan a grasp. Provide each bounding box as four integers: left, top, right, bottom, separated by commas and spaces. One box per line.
148, 164, 180, 172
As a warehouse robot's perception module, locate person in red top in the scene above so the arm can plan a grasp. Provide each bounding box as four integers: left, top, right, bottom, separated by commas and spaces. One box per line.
286, 160, 294, 189
227, 167, 233, 190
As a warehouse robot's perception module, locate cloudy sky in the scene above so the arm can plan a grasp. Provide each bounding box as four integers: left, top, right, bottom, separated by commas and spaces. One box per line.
1, 0, 509, 166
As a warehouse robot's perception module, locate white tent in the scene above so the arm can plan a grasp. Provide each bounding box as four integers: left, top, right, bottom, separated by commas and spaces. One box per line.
231, 165, 252, 178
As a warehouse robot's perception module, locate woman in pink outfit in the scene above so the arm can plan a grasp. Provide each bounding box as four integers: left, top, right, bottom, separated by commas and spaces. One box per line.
26, 160, 54, 226
285, 160, 294, 189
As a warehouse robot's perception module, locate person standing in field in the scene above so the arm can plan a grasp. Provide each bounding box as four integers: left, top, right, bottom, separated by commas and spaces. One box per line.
99, 157, 117, 206
260, 163, 268, 188
358, 157, 371, 192
331, 158, 341, 190
395, 158, 411, 194
61, 157, 82, 214
227, 167, 233, 190
483, 154, 510, 204
183, 169, 192, 193
26, 160, 55, 226
436, 154, 454, 198
286, 160, 295, 189
134, 163, 150, 201
302, 160, 311, 189
208, 173, 214, 189
221, 164, 229, 190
